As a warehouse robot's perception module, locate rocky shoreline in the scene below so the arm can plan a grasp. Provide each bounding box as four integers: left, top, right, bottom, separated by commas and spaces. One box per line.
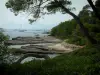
7, 36, 82, 63
5, 36, 61, 45
7, 36, 64, 54
7, 36, 82, 54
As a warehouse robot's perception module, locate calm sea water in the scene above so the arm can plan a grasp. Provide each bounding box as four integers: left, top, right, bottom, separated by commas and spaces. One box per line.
3, 29, 48, 39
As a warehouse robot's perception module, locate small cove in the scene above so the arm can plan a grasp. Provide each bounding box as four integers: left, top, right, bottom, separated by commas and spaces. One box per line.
4, 29, 60, 63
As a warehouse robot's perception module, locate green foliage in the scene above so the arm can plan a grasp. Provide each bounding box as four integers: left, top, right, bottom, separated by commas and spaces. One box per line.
51, 4, 100, 45
1, 45, 100, 75
3, 1, 100, 75
51, 20, 76, 39
6, 0, 32, 13
5, 0, 74, 23
66, 37, 86, 46
0, 32, 9, 42
0, 32, 9, 64
46, 0, 72, 14
50, 19, 88, 45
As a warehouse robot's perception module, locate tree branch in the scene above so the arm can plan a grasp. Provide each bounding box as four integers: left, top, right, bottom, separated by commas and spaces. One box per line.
87, 0, 100, 20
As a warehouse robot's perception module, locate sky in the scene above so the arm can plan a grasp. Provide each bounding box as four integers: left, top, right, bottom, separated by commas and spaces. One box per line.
0, 0, 89, 30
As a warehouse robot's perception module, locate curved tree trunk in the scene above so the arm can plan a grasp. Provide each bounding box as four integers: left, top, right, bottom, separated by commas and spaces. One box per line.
61, 5, 97, 44
87, 0, 100, 20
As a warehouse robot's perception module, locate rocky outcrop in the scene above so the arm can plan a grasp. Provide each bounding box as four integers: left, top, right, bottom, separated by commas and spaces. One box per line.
5, 36, 61, 45
15, 49, 64, 54
16, 53, 50, 63
8, 36, 83, 64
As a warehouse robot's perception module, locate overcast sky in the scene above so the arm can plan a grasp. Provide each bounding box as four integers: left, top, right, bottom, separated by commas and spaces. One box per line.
0, 0, 89, 30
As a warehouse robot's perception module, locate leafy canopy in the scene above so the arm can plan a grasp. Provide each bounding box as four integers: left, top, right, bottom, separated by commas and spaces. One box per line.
6, 0, 73, 23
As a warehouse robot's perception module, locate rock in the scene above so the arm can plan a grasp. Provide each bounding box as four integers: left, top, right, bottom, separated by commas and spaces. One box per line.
5, 36, 62, 45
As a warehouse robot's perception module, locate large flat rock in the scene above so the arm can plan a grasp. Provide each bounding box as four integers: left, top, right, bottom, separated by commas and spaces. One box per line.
5, 36, 62, 45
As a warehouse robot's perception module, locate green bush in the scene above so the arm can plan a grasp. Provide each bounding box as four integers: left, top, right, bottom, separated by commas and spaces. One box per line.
0, 32, 9, 42
1, 45, 100, 75
51, 20, 77, 39
0, 32, 9, 64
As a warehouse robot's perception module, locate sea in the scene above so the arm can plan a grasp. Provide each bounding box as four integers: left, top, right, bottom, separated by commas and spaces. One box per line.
3, 29, 49, 40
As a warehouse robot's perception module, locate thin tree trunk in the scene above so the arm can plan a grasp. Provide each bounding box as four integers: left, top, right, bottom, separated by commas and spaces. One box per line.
61, 5, 97, 44
87, 0, 100, 20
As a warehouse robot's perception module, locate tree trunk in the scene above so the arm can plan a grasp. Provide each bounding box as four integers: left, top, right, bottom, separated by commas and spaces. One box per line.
87, 0, 100, 20
61, 5, 97, 44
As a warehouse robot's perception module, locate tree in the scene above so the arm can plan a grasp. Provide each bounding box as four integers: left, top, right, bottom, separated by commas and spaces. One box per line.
51, 20, 76, 39
0, 32, 9, 64
87, 0, 100, 20
95, 0, 100, 13
5, 0, 97, 44
95, 0, 100, 7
